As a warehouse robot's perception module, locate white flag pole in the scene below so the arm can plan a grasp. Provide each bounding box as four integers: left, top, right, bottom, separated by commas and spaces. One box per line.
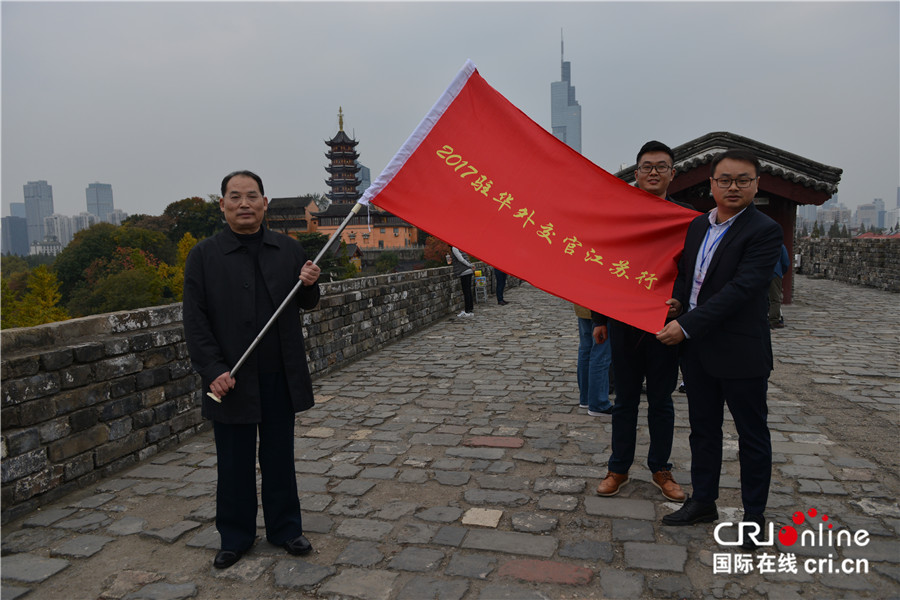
208, 201, 364, 402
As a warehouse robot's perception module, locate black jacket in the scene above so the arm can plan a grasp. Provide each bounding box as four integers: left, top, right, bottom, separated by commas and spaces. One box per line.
183, 226, 320, 423
673, 203, 782, 378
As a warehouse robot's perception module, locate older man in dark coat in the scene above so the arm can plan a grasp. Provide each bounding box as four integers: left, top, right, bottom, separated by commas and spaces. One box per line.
183, 170, 321, 569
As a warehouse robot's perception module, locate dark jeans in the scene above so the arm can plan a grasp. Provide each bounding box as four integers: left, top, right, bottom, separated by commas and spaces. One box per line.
577, 318, 612, 411
607, 320, 678, 474
495, 270, 507, 302
213, 372, 303, 551
681, 352, 771, 514
460, 273, 474, 312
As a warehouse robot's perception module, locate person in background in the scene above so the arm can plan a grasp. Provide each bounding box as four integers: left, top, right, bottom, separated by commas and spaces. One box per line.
451, 246, 475, 317
574, 304, 613, 416
769, 244, 790, 328
495, 269, 509, 305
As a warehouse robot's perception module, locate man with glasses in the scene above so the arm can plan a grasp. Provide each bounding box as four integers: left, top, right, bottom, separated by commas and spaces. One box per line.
656, 149, 782, 549
593, 141, 695, 502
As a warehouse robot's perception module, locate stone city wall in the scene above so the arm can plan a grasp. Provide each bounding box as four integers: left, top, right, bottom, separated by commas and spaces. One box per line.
794, 238, 900, 293
1, 265, 515, 522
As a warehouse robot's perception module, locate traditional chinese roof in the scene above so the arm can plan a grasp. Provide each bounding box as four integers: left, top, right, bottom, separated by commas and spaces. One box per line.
616, 131, 843, 195
325, 130, 358, 147
268, 196, 316, 211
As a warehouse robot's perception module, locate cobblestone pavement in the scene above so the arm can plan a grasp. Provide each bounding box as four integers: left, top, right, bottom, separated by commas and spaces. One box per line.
2, 275, 898, 600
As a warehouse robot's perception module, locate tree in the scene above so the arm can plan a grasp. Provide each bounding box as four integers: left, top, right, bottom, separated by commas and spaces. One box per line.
67, 247, 171, 316
840, 224, 849, 238
811, 221, 821, 238
423, 236, 450, 268
163, 197, 223, 242
2, 265, 69, 328
375, 251, 399, 274
827, 219, 841, 238
295, 232, 338, 279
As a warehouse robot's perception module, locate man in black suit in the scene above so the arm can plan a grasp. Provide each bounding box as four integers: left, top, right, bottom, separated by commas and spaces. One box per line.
656, 149, 782, 542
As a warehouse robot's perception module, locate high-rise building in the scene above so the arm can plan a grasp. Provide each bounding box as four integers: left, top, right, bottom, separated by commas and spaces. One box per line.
24, 180, 54, 246
550, 33, 582, 153
44, 214, 76, 247
1, 216, 29, 256
86, 182, 114, 222
107, 209, 129, 226
10, 202, 26, 218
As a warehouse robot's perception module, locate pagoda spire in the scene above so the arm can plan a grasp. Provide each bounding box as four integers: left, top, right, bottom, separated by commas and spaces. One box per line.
338, 107, 344, 132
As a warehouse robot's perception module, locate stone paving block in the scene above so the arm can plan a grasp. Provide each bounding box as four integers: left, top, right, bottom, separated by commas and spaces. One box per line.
396, 576, 469, 600
69, 492, 116, 509
272, 558, 336, 589
372, 500, 418, 520
417, 506, 464, 523
1, 553, 69, 583
559, 540, 614, 562
122, 582, 197, 600
358, 453, 396, 465
394, 522, 437, 544
0, 585, 30, 600
327, 463, 364, 478
510, 512, 558, 533
434, 470, 471, 486
185, 525, 219, 549
477, 583, 553, 599
335, 518, 393, 541
359, 466, 398, 480
432, 526, 468, 547
533, 477, 585, 494
1, 528, 67, 554
398, 469, 429, 483
463, 436, 523, 448
462, 530, 557, 557
212, 555, 274, 582
127, 464, 194, 480
54, 511, 113, 532
51, 534, 114, 558
537, 494, 579, 512
410, 433, 462, 446
141, 520, 200, 543
302, 512, 333, 534
458, 509, 503, 532
599, 569, 645, 599
623, 542, 687, 572
497, 558, 593, 585
445, 447, 505, 460
388, 547, 444, 572
330, 479, 376, 496
584, 496, 656, 520
445, 553, 497, 579
318, 568, 398, 600
475, 475, 530, 490
336, 541, 384, 567
21, 507, 78, 527
463, 489, 530, 506
612, 519, 656, 542
648, 574, 693, 598
555, 464, 606, 479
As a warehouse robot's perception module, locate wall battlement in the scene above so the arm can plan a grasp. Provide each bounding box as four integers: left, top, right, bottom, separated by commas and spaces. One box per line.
1, 266, 511, 523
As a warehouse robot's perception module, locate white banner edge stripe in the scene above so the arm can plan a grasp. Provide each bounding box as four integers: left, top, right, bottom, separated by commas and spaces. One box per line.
359, 60, 477, 206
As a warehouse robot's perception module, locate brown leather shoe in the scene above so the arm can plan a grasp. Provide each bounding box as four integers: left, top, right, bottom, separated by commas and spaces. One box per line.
596, 472, 629, 496
652, 470, 686, 502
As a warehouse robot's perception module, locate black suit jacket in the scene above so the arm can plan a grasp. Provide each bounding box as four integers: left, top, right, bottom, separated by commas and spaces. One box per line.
183, 226, 320, 423
673, 204, 782, 379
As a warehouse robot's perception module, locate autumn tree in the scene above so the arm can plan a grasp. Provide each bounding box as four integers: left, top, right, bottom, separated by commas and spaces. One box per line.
423, 236, 450, 268
2, 265, 69, 328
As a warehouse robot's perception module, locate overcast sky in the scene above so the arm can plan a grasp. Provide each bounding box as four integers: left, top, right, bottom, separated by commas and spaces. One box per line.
2, 1, 898, 220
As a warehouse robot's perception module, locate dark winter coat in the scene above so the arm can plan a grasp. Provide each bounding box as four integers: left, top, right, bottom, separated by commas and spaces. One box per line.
183, 226, 320, 423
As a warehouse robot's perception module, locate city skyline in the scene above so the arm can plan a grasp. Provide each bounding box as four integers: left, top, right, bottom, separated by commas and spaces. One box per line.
2, 2, 897, 220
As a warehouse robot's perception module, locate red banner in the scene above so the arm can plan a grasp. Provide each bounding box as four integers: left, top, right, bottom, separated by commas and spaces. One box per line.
360, 61, 697, 333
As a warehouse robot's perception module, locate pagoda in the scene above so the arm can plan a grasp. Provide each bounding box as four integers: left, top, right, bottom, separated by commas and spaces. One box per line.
324, 107, 361, 205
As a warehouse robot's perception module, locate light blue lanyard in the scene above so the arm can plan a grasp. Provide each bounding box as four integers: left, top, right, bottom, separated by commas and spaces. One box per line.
697, 224, 730, 278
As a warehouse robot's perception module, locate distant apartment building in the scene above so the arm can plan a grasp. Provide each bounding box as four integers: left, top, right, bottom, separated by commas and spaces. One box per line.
44, 214, 76, 247
856, 199, 885, 230
550, 34, 582, 153
24, 180, 54, 245
818, 203, 852, 230
86, 182, 115, 222
107, 209, 129, 226
1, 216, 29, 256
30, 236, 62, 257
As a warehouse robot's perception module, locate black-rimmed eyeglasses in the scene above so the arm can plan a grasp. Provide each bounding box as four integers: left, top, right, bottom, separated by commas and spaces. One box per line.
712, 177, 758, 189
637, 164, 672, 174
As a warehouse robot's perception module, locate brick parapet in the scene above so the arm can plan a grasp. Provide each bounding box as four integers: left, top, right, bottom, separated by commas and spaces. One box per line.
0, 265, 513, 522
795, 238, 900, 292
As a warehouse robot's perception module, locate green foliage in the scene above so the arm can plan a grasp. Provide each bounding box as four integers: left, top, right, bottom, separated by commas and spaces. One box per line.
375, 251, 399, 274
295, 232, 337, 280
827, 219, 841, 238
68, 269, 166, 316
53, 223, 176, 302
333, 241, 359, 280
2, 265, 69, 329
811, 221, 821, 238
163, 197, 223, 242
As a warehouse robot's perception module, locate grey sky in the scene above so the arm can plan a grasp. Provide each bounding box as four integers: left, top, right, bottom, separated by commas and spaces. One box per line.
3, 1, 898, 220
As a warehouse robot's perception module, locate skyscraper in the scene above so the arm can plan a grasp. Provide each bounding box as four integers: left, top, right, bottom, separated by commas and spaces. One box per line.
550, 32, 582, 153
1, 216, 29, 256
24, 180, 54, 246
86, 182, 114, 222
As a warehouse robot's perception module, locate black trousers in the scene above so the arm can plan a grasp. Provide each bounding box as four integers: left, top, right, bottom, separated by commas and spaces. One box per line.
681, 354, 771, 515
213, 372, 303, 551
460, 273, 474, 312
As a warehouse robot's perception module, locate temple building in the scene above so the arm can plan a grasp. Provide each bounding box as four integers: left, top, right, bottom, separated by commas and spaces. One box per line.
266, 195, 318, 237
313, 108, 418, 249
616, 131, 843, 304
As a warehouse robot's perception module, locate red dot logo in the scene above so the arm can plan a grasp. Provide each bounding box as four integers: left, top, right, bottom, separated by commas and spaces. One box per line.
779, 525, 799, 546
808, 508, 818, 518
792, 511, 806, 525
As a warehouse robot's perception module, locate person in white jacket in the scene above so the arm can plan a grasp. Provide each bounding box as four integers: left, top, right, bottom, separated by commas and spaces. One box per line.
450, 246, 475, 317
